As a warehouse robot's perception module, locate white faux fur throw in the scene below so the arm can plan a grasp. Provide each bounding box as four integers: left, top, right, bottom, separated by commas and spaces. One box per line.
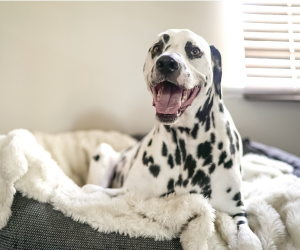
1, 129, 300, 250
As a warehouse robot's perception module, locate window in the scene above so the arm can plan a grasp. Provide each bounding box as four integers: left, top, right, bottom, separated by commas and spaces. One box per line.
242, 0, 300, 100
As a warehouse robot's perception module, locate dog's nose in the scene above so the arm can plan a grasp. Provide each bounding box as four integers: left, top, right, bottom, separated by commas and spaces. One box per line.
156, 56, 179, 73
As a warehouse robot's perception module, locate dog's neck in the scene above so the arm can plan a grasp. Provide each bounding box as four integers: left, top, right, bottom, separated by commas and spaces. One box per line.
159, 84, 223, 131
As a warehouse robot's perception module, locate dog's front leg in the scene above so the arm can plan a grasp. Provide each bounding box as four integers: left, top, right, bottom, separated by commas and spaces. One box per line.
210, 171, 262, 250
86, 143, 120, 188
232, 209, 262, 250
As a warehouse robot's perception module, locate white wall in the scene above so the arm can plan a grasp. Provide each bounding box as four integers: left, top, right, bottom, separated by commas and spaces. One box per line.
0, 2, 299, 156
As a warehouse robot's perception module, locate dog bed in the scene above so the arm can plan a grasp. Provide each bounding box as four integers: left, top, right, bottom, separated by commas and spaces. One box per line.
0, 129, 300, 250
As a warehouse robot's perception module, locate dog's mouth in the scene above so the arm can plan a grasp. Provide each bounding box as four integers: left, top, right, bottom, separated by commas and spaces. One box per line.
151, 81, 200, 124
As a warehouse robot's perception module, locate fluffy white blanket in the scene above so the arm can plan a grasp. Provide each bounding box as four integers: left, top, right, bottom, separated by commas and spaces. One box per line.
0, 129, 300, 250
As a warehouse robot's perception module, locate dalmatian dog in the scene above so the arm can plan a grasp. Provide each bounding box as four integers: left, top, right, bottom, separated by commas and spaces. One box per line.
83, 29, 263, 250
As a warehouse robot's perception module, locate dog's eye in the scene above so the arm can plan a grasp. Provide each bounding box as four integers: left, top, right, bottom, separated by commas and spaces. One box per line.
153, 45, 161, 53
191, 48, 201, 56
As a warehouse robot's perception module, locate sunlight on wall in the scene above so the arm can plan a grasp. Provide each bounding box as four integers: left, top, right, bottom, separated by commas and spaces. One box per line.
221, 0, 247, 89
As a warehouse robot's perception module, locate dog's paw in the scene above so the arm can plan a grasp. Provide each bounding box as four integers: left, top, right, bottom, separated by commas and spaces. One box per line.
237, 224, 262, 250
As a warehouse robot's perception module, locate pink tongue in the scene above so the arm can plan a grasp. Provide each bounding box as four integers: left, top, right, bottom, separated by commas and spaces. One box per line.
156, 83, 183, 114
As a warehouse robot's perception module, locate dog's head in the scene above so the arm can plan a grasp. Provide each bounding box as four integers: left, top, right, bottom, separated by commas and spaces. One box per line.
143, 29, 222, 124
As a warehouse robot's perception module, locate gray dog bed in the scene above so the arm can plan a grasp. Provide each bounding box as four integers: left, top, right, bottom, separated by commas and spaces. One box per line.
0, 192, 182, 250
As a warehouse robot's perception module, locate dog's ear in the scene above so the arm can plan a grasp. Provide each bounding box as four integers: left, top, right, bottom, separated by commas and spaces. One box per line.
210, 45, 222, 99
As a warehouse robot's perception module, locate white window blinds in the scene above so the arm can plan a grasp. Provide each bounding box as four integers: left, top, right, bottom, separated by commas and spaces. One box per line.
242, 0, 300, 98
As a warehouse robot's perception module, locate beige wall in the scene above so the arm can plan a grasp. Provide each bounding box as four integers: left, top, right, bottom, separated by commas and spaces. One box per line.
1, 2, 300, 156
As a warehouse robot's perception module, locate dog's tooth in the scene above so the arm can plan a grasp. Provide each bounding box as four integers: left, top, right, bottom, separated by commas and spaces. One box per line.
157, 89, 162, 100
182, 90, 188, 102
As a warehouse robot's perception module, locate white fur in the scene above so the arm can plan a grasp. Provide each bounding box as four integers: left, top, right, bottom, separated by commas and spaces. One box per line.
0, 129, 300, 250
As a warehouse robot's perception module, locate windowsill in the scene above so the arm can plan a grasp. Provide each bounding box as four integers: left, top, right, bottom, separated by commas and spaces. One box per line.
223, 77, 300, 101
244, 94, 300, 101
223, 86, 300, 102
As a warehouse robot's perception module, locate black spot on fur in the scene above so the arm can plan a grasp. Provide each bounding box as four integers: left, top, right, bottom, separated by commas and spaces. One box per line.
230, 144, 235, 155
179, 139, 186, 162
93, 155, 100, 161
205, 114, 211, 132
162, 142, 168, 157
163, 34, 170, 44
175, 146, 181, 165
184, 154, 197, 178
171, 128, 177, 144
209, 163, 216, 174
160, 191, 175, 198
164, 125, 171, 132
237, 221, 246, 230
203, 155, 212, 167
224, 159, 233, 169
183, 179, 189, 187
178, 127, 190, 135
189, 190, 197, 194
197, 141, 212, 160
237, 200, 244, 207
234, 130, 239, 140
218, 142, 223, 150
212, 112, 215, 128
168, 154, 174, 169
191, 123, 199, 139
226, 188, 231, 193
165, 45, 170, 51
233, 212, 247, 218
175, 174, 183, 186
219, 103, 224, 113
233, 192, 241, 201
236, 140, 240, 151
226, 121, 236, 155
191, 169, 210, 189
204, 82, 207, 87
234, 131, 240, 151
210, 45, 222, 99
149, 164, 160, 177
142, 151, 154, 166
148, 139, 152, 147
195, 96, 214, 132
206, 87, 212, 96
218, 151, 227, 165
201, 184, 212, 199
210, 133, 215, 144
167, 178, 174, 191
240, 165, 242, 173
